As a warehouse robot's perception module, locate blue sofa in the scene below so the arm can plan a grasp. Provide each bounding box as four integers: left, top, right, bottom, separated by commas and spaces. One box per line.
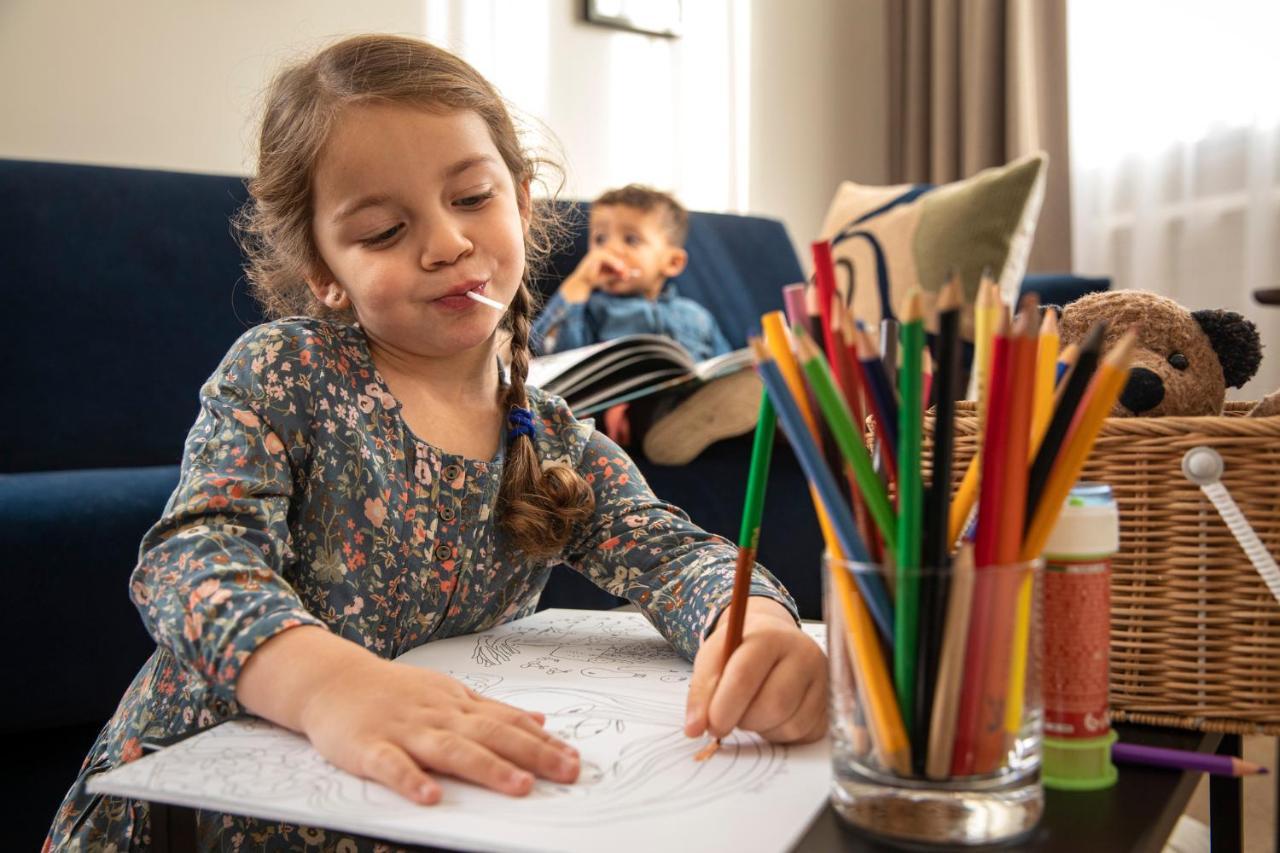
0, 158, 1106, 848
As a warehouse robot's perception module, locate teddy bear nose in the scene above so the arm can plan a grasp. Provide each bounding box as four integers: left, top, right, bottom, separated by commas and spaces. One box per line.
1120, 367, 1165, 413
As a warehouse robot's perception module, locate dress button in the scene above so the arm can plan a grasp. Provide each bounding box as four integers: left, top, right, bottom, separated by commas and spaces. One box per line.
442, 463, 463, 481
434, 543, 453, 561
440, 506, 455, 521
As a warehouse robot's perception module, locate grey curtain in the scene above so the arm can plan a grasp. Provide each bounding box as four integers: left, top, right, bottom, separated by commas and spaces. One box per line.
888, 0, 1071, 272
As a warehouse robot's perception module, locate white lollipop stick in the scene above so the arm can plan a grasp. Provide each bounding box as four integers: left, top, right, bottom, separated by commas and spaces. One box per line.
465, 290, 505, 310
1182, 446, 1280, 607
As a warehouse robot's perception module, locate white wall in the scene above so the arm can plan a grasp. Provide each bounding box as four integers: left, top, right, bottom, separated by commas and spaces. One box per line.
0, 0, 426, 175
0, 0, 890, 263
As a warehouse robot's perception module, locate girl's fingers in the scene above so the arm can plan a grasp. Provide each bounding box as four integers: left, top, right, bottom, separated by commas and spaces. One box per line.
684, 632, 725, 737
469, 698, 575, 754
401, 729, 535, 797
757, 675, 828, 744
355, 739, 442, 805
453, 714, 580, 783
734, 648, 815, 735
704, 640, 782, 738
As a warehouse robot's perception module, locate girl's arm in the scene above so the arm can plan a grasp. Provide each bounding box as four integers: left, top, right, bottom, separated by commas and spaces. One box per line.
135, 323, 579, 802
559, 429, 798, 658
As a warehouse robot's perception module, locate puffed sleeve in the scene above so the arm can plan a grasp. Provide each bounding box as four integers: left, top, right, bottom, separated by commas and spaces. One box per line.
535, 392, 798, 660
129, 322, 327, 703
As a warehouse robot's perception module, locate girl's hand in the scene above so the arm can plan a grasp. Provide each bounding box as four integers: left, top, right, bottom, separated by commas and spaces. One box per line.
238, 626, 580, 805
683, 597, 828, 744
299, 657, 581, 804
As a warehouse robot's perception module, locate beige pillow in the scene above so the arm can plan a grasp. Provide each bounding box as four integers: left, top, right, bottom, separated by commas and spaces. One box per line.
819, 152, 1047, 339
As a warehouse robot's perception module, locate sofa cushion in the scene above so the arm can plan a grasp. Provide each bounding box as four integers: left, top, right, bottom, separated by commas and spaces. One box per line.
0, 160, 261, 473
818, 153, 1048, 339
0, 465, 178, 731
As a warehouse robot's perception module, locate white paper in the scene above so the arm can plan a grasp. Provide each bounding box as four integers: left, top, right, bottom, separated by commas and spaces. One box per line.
88, 609, 831, 853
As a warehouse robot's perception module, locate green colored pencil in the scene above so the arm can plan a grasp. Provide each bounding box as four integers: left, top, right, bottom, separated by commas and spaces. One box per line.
721, 392, 777, 662
895, 289, 924, 747
793, 330, 898, 560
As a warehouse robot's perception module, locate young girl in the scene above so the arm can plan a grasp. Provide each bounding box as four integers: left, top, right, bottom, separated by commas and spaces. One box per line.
47, 34, 826, 851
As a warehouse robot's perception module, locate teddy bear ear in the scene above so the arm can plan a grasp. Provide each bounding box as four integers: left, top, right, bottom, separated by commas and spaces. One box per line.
1192, 309, 1263, 388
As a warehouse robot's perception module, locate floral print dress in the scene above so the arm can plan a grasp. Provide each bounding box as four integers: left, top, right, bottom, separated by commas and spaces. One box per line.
45, 318, 795, 852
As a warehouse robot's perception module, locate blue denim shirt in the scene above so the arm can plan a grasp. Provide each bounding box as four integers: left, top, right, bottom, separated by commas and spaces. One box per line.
532, 283, 732, 362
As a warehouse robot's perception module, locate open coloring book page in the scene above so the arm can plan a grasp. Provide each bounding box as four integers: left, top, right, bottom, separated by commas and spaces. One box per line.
88, 609, 831, 853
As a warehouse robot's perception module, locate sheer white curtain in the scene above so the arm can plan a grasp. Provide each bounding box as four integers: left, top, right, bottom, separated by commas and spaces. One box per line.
1068, 0, 1280, 401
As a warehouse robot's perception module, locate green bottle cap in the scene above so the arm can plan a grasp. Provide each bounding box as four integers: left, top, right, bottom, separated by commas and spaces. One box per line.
1042, 729, 1119, 791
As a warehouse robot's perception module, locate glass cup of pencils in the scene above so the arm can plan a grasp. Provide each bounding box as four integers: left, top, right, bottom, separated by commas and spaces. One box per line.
824, 554, 1045, 847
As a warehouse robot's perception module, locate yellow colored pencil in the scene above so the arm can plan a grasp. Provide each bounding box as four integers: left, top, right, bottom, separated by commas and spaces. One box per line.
948, 281, 1002, 547
1031, 308, 1060, 450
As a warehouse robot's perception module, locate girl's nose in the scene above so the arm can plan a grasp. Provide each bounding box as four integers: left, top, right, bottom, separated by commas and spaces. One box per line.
420, 216, 473, 269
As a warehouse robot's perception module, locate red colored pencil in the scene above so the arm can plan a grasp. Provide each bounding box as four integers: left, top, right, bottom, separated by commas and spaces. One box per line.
971, 299, 1039, 773
950, 309, 1012, 777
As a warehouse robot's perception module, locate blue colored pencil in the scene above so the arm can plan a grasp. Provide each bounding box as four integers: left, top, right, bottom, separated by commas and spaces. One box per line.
752, 343, 895, 642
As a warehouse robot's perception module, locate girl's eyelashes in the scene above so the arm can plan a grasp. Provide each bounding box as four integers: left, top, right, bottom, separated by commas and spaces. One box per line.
455, 189, 496, 208
359, 223, 404, 247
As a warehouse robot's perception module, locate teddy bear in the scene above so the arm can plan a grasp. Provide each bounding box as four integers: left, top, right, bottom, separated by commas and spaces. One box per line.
1057, 290, 1263, 417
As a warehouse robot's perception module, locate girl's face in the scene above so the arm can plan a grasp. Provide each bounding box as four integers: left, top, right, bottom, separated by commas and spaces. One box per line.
308, 103, 528, 359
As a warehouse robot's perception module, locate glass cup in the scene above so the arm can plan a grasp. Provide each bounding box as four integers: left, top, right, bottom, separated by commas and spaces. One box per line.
824, 555, 1045, 847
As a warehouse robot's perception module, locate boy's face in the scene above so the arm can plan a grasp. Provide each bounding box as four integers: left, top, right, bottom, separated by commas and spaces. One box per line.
587, 204, 687, 300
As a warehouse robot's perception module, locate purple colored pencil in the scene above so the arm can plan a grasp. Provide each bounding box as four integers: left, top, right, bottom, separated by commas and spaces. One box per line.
1112, 742, 1269, 777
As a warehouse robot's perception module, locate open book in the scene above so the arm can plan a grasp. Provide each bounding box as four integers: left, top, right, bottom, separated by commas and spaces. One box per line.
527, 334, 751, 415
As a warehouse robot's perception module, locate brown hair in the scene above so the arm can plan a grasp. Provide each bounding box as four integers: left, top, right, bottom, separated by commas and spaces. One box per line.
593, 184, 689, 247
236, 34, 594, 557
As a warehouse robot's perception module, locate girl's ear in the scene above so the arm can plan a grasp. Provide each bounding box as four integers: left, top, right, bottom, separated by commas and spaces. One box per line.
305, 263, 350, 311
661, 247, 688, 279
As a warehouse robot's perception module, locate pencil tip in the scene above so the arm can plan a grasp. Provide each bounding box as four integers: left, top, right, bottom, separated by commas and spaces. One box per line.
938, 277, 963, 312
902, 289, 924, 321
1040, 306, 1060, 336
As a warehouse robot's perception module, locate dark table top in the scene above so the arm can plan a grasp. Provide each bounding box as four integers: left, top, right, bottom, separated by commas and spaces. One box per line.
793, 723, 1219, 852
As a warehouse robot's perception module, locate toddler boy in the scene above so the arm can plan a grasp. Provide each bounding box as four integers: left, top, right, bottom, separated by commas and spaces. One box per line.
532, 185, 758, 464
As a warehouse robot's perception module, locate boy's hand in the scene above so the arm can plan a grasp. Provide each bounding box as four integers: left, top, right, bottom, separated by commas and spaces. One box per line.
683, 597, 828, 744
561, 248, 636, 303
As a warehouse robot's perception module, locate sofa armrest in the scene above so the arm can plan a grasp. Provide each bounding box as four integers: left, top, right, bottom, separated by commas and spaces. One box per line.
0, 466, 177, 732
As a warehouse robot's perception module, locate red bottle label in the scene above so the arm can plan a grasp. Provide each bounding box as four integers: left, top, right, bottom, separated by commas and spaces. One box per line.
1043, 558, 1111, 739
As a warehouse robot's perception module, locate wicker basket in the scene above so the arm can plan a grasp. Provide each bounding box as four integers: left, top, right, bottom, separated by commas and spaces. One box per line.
930, 401, 1280, 735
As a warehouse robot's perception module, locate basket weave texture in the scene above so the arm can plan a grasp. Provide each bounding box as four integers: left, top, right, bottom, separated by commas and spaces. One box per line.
934, 401, 1280, 735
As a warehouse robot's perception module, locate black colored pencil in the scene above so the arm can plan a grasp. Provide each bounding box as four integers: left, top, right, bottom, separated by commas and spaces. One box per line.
913, 277, 962, 774
1024, 320, 1108, 526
